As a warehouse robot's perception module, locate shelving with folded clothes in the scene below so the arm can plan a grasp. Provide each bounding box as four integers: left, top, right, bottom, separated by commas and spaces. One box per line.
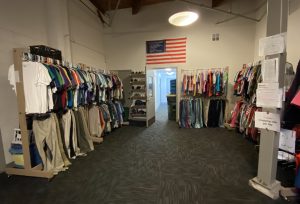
8, 60, 125, 173
129, 71, 147, 122
179, 68, 228, 129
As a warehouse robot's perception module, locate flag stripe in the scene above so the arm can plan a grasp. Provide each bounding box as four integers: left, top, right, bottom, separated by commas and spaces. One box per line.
147, 53, 186, 58
165, 37, 187, 41
147, 57, 186, 61
166, 41, 186, 45
166, 49, 186, 52
147, 61, 186, 65
166, 45, 186, 49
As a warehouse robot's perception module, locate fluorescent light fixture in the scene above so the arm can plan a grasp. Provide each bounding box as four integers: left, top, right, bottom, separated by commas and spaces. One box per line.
168, 11, 199, 26
166, 72, 175, 75
165, 68, 172, 71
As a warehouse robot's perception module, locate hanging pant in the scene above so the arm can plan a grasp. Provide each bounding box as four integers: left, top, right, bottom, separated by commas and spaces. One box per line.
79, 107, 94, 151
70, 110, 80, 156
88, 105, 103, 137
52, 114, 71, 167
62, 110, 72, 158
33, 115, 65, 174
73, 110, 93, 154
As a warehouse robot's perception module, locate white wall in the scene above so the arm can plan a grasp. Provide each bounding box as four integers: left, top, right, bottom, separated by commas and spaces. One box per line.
104, 1, 257, 118
68, 0, 106, 69
253, 15, 267, 62
0, 0, 105, 169
104, 1, 256, 85
0, 0, 49, 169
253, 0, 300, 69
287, 0, 300, 68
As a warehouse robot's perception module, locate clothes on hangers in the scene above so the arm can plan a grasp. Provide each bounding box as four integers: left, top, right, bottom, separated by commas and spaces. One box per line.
8, 62, 124, 114
228, 100, 261, 142
8, 59, 125, 174
233, 63, 262, 103
179, 98, 226, 128
283, 60, 300, 129
181, 69, 228, 97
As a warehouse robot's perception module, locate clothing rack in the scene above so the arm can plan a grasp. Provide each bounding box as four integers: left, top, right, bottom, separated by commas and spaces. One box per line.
77, 62, 117, 75
5, 48, 54, 179
181, 67, 229, 72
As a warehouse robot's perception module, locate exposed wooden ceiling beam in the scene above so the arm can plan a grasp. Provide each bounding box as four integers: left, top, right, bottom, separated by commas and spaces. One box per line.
132, 0, 142, 15
90, 0, 107, 14
212, 0, 225, 7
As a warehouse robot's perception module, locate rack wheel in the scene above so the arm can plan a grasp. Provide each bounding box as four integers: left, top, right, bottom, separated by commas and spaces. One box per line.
7, 174, 11, 178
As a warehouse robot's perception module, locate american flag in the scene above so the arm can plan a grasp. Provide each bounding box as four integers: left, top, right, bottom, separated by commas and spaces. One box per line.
146, 37, 186, 65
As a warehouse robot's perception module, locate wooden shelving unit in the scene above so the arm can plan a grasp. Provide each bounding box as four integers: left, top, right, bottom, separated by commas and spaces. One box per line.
129, 72, 147, 126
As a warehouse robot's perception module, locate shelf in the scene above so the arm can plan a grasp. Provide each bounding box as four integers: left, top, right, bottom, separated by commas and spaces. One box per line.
131, 74, 146, 78
129, 118, 147, 122
131, 105, 146, 109
131, 81, 146, 85
131, 89, 146, 92
131, 96, 147, 100
131, 113, 146, 117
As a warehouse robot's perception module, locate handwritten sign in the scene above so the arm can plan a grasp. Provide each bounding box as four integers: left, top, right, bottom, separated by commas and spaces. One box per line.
255, 112, 280, 132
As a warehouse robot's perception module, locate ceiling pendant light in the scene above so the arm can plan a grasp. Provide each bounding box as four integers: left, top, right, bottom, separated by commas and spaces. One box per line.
168, 11, 199, 26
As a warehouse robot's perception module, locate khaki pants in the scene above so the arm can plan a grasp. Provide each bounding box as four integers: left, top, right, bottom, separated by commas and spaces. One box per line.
33, 115, 65, 174
79, 107, 94, 151
88, 105, 103, 137
52, 114, 71, 167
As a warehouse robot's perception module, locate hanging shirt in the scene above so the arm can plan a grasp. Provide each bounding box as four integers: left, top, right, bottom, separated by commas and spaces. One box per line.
8, 62, 52, 114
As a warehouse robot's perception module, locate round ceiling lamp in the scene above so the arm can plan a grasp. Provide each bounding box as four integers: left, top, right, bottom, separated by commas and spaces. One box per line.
168, 11, 199, 26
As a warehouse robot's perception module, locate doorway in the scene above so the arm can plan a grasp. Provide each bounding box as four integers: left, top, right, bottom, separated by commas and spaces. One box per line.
153, 68, 177, 121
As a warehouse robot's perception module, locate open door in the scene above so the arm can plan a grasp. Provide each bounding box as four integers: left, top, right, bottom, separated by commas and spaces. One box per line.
146, 69, 155, 127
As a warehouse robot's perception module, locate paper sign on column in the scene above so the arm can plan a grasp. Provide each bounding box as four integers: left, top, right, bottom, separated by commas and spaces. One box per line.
259, 33, 286, 56
278, 129, 296, 160
255, 111, 280, 132
256, 83, 282, 108
262, 58, 279, 83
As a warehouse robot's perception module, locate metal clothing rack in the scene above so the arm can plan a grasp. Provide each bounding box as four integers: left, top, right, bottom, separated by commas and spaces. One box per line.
5, 48, 54, 179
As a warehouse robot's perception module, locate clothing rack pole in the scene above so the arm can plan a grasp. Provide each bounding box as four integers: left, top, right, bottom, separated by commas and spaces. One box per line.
5, 48, 54, 179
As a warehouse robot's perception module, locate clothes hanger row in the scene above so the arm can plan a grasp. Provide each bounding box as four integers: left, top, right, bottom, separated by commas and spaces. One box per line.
22, 52, 73, 68
181, 68, 228, 74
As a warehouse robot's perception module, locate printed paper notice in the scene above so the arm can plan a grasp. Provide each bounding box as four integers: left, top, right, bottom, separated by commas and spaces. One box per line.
256, 83, 282, 108
278, 129, 296, 160
259, 33, 286, 56
262, 58, 279, 83
255, 112, 280, 132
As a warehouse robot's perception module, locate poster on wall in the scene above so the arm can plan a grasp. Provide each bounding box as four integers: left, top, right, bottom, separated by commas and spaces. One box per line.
146, 37, 187, 65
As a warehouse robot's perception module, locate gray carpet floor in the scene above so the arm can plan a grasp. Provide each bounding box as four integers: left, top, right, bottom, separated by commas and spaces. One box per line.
0, 105, 295, 204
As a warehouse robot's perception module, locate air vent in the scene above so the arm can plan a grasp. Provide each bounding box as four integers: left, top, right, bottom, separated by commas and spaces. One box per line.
212, 33, 220, 41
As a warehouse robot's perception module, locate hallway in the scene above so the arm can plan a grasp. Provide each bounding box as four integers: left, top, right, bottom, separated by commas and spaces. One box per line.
0, 117, 290, 203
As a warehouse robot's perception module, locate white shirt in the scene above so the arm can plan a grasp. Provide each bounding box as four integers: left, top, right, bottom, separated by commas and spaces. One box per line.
8, 65, 17, 94
8, 62, 52, 114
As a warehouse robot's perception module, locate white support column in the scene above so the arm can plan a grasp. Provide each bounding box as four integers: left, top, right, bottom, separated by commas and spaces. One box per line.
249, 0, 288, 199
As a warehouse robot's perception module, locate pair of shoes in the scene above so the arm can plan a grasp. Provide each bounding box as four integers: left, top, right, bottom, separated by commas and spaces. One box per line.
135, 100, 146, 106
131, 71, 143, 74
132, 86, 142, 90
